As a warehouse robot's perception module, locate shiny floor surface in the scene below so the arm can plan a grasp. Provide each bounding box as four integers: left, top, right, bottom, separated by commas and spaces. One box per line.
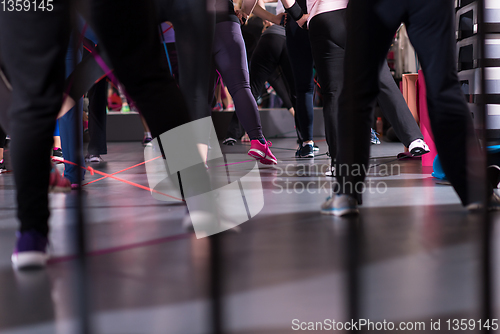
0, 138, 498, 334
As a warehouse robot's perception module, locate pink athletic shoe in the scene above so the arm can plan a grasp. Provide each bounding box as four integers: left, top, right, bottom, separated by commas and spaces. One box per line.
248, 139, 277, 165
49, 166, 71, 193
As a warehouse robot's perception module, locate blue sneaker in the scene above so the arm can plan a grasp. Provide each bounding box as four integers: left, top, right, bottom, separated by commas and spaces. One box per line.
321, 194, 359, 216
371, 128, 381, 145
297, 143, 314, 158
11, 230, 49, 269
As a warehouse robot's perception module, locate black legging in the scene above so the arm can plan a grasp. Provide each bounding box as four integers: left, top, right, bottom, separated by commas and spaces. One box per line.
0, 125, 6, 150
250, 28, 295, 110
87, 78, 108, 155
336, 0, 484, 205
309, 9, 424, 162
156, 0, 214, 121
286, 15, 315, 143
226, 27, 296, 140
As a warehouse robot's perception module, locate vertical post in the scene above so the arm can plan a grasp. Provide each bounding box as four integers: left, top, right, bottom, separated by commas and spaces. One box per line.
347, 218, 360, 334
70, 7, 91, 334
477, 0, 492, 332
210, 233, 224, 334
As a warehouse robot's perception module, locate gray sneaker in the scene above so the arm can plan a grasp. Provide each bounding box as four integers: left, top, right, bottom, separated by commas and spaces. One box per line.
467, 191, 500, 212
85, 154, 103, 163
321, 194, 359, 216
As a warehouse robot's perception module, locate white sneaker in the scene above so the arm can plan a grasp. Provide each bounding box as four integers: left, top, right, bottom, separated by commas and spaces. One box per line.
85, 154, 103, 163
408, 139, 430, 157
325, 165, 335, 177
320, 194, 359, 216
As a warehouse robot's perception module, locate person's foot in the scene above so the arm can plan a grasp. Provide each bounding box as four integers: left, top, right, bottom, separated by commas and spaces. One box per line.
489, 191, 500, 211
143, 136, 153, 147
313, 144, 319, 152
222, 137, 237, 146
297, 143, 314, 158
241, 133, 250, 142
51, 147, 64, 163
325, 165, 335, 177
408, 139, 430, 156
121, 104, 131, 113
212, 102, 223, 111
85, 154, 103, 163
320, 194, 359, 216
467, 191, 500, 212
0, 159, 6, 173
370, 128, 381, 145
248, 139, 277, 165
49, 165, 71, 193
11, 230, 49, 270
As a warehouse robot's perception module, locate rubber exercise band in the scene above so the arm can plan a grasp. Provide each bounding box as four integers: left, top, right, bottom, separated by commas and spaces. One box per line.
58, 158, 184, 202
82, 155, 162, 186
162, 24, 174, 34
159, 26, 173, 75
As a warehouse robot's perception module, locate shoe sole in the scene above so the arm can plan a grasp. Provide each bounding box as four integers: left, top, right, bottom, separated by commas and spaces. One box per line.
51, 157, 64, 164
12, 252, 48, 269
49, 185, 71, 193
248, 150, 277, 165
321, 207, 359, 216
410, 148, 430, 157
248, 149, 265, 159
260, 157, 277, 165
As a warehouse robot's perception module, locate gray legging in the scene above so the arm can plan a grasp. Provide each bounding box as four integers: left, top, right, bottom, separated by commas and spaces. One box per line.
212, 21, 263, 140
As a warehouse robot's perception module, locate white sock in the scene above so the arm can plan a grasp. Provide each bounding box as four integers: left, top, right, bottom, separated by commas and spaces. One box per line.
145, 131, 151, 138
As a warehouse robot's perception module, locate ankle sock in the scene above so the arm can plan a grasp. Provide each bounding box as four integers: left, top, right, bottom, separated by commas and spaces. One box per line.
252, 137, 266, 145
144, 131, 152, 138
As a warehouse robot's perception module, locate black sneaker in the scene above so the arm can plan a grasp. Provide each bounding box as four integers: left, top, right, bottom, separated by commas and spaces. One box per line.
51, 148, 64, 163
143, 136, 153, 147
298, 144, 314, 158
313, 144, 319, 152
0, 159, 6, 173
222, 137, 237, 146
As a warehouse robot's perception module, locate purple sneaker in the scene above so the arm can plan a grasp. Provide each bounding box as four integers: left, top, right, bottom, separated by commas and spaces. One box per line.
11, 230, 49, 269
